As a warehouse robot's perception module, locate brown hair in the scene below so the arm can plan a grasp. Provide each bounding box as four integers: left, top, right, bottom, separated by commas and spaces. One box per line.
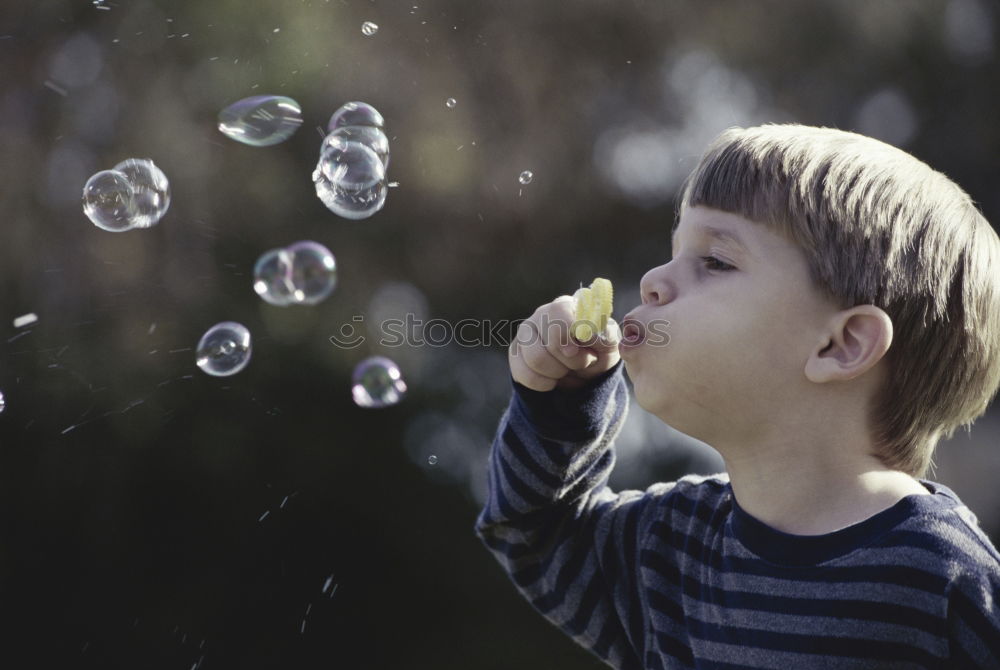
679, 124, 1000, 477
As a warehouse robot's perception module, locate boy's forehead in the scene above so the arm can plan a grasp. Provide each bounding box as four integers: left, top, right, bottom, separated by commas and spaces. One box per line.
671, 207, 755, 255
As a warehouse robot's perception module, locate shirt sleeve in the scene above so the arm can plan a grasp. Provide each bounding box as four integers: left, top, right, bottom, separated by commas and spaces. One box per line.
945, 566, 1000, 667
474, 363, 649, 670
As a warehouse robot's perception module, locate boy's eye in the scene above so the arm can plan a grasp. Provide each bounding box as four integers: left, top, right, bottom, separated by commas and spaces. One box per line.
700, 256, 735, 272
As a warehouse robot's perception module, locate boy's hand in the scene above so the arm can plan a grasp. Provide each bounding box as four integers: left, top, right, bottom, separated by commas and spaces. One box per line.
509, 295, 621, 392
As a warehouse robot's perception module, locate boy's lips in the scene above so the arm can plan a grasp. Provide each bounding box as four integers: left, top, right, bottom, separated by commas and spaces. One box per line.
619, 317, 645, 348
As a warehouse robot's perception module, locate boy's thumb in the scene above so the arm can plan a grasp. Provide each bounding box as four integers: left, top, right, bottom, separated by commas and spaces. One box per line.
592, 318, 621, 350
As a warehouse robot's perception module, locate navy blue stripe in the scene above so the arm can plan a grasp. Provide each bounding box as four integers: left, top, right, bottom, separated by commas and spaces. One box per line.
592, 616, 620, 664
640, 548, 682, 588
530, 523, 597, 614
652, 628, 694, 666
950, 584, 1000, 660
564, 569, 605, 636
685, 615, 943, 665
501, 422, 565, 491
622, 498, 647, 657
646, 587, 684, 624
497, 447, 550, 508
648, 519, 951, 595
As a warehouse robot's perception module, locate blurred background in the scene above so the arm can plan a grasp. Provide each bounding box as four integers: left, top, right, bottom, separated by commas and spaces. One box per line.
1, 0, 998, 667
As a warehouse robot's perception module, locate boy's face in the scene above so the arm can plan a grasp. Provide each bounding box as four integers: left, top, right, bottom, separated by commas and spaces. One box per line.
620, 205, 840, 446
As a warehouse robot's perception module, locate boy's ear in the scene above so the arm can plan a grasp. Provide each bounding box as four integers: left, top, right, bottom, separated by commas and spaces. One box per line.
804, 305, 893, 383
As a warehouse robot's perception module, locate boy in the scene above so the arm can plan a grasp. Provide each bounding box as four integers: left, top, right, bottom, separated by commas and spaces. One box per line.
476, 124, 1000, 668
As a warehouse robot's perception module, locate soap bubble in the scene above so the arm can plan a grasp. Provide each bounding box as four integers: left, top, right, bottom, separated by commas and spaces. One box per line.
253, 241, 337, 306
253, 248, 295, 306
112, 158, 170, 228
0, 390, 5, 414
82, 169, 136, 232
361, 21, 379, 37
324, 125, 390, 169
352, 356, 407, 408
196, 322, 252, 377
218, 95, 303, 147
445, 98, 457, 109
427, 454, 438, 465
519, 170, 533, 185
313, 137, 388, 220
327, 101, 384, 132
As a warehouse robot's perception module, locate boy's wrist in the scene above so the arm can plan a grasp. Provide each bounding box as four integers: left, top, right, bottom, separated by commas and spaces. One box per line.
511, 361, 624, 441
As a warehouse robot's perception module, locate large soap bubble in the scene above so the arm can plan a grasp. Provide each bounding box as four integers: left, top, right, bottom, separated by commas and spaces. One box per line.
253, 241, 337, 306
313, 137, 388, 220
82, 169, 135, 232
112, 158, 170, 228
196, 322, 252, 377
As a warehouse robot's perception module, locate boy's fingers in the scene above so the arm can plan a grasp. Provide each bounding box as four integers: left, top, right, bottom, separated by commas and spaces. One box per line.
509, 352, 558, 392
592, 318, 622, 350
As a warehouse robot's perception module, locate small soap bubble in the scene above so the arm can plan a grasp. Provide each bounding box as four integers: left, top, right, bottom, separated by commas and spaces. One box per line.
112, 158, 170, 228
351, 356, 407, 408
313, 138, 388, 220
518, 170, 533, 185
327, 101, 384, 132
82, 169, 136, 232
196, 322, 252, 377
427, 454, 438, 465
218, 95, 303, 146
324, 125, 390, 169
0, 390, 5, 414
361, 21, 379, 36
445, 98, 457, 109
253, 241, 337, 306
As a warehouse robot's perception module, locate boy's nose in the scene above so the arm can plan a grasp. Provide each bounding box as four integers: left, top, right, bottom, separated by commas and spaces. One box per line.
639, 264, 674, 305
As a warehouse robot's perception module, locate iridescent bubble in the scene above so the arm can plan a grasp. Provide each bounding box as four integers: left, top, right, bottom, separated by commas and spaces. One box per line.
327, 101, 384, 132
445, 98, 457, 109
313, 137, 387, 220
82, 169, 135, 232
519, 170, 533, 185
218, 95, 303, 147
285, 241, 337, 304
324, 125, 390, 169
252, 248, 295, 306
352, 356, 407, 408
196, 321, 252, 377
253, 241, 337, 306
361, 21, 379, 37
112, 158, 170, 228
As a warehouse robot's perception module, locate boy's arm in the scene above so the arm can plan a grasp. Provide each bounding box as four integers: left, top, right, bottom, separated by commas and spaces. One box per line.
946, 562, 1000, 666
475, 296, 649, 669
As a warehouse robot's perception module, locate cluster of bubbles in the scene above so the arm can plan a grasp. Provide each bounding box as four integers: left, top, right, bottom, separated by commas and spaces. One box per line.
69, 94, 406, 408
253, 241, 337, 307
217, 95, 303, 147
313, 101, 391, 220
351, 357, 407, 408
82, 159, 171, 232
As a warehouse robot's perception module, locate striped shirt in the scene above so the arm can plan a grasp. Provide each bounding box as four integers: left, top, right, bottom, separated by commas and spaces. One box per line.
475, 363, 1000, 669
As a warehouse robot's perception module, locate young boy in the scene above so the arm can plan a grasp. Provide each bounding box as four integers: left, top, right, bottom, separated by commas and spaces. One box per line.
476, 124, 1000, 668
